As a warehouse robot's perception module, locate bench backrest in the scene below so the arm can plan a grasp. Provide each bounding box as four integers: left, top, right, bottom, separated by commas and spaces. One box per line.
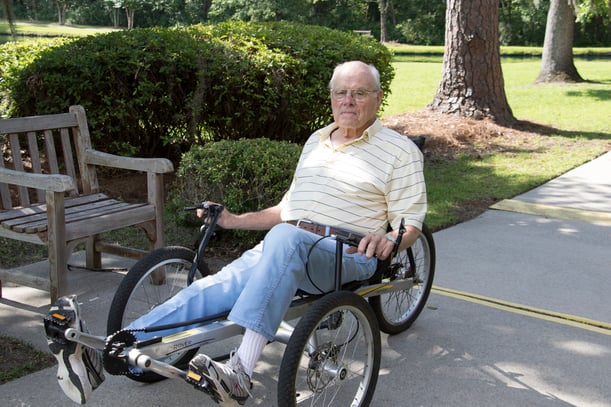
0, 106, 98, 210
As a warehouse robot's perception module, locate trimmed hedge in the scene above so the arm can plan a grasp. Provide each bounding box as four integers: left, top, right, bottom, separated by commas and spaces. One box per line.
167, 138, 302, 248
1, 21, 393, 158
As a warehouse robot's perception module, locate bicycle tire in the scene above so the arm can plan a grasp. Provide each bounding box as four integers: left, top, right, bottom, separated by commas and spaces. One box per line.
106, 246, 208, 382
369, 223, 436, 334
278, 291, 381, 407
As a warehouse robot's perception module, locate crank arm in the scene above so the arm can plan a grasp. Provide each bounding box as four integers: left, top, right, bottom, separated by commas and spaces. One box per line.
64, 328, 108, 350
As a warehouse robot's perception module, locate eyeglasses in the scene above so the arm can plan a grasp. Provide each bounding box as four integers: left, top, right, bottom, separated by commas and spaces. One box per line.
331, 89, 379, 102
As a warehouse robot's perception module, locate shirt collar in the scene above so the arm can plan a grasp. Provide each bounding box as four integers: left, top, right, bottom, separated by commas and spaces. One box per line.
317, 118, 383, 143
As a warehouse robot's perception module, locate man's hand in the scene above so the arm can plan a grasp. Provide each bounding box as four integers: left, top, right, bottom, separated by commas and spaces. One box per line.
345, 224, 421, 260
346, 233, 396, 260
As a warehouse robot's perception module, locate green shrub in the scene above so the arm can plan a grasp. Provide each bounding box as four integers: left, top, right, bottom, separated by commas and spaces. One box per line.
2, 22, 393, 158
0, 38, 72, 117
207, 21, 395, 138
167, 138, 302, 249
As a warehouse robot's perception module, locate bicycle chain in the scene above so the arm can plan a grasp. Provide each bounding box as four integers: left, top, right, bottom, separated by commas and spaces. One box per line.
103, 329, 143, 376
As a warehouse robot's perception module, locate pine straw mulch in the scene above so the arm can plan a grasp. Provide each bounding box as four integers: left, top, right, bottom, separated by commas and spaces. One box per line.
381, 109, 570, 160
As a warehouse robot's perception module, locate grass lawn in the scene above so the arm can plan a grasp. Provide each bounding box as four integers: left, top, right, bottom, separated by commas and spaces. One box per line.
383, 57, 610, 230
383, 58, 611, 132
0, 21, 119, 39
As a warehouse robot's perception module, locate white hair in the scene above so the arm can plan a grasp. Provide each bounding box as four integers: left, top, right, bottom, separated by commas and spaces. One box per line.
328, 61, 381, 90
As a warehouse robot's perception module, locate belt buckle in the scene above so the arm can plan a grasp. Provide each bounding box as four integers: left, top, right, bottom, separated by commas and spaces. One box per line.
296, 219, 314, 228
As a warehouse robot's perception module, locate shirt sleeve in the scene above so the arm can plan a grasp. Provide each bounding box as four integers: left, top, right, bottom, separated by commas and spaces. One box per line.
385, 138, 428, 231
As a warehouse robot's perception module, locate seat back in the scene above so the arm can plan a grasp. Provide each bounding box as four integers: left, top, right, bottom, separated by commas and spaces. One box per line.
0, 106, 98, 209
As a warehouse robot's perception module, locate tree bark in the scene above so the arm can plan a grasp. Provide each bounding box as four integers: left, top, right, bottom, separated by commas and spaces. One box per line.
2, 0, 16, 37
428, 0, 515, 125
126, 8, 135, 29
535, 0, 583, 83
55, 0, 66, 25
379, 0, 389, 42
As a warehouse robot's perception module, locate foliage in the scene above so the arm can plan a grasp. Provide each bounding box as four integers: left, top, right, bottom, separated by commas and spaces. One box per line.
1, 21, 393, 157
397, 12, 445, 46
207, 21, 395, 139
395, 1, 446, 45
0, 37, 71, 117
4, 0, 610, 45
167, 138, 302, 248
499, 0, 549, 46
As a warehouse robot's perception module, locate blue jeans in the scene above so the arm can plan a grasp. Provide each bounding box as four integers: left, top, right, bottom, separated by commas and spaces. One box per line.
127, 223, 377, 341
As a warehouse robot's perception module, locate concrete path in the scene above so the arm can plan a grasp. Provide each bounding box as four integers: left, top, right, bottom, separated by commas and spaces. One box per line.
1, 151, 610, 406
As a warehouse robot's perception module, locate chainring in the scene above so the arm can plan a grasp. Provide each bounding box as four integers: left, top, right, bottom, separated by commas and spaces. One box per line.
103, 330, 139, 376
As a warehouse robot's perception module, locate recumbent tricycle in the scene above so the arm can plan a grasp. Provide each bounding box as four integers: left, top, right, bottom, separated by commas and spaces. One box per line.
46, 202, 435, 406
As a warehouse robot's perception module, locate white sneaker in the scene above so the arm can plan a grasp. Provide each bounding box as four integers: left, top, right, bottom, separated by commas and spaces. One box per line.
44, 295, 105, 404
186, 352, 252, 406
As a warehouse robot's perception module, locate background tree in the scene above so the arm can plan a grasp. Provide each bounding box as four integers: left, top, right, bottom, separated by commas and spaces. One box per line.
536, 0, 609, 83
535, 0, 583, 82
2, 0, 16, 37
379, 0, 390, 42
55, 0, 69, 25
123, 0, 140, 29
428, 0, 515, 125
104, 0, 122, 27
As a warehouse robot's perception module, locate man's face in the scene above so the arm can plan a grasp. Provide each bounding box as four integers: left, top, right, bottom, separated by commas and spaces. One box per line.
330, 66, 383, 131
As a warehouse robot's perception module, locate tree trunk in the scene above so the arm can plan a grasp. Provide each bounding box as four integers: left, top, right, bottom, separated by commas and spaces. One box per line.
126, 8, 135, 29
535, 0, 583, 83
2, 0, 16, 37
201, 0, 213, 21
111, 7, 120, 28
55, 0, 66, 25
379, 0, 389, 42
428, 0, 515, 125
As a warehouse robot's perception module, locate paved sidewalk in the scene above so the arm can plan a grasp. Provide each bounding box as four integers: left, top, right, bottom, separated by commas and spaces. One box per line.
1, 151, 610, 406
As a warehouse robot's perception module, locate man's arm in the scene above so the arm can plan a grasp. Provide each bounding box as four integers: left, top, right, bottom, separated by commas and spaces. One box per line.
199, 204, 283, 231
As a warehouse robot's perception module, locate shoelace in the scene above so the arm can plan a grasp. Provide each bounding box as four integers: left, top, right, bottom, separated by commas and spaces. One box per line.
227, 352, 253, 399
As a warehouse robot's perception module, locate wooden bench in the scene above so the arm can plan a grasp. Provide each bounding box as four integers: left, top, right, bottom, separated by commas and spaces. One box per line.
0, 105, 174, 302
353, 30, 373, 38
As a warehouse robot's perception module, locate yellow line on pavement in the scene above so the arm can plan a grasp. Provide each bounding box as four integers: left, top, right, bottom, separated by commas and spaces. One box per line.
490, 199, 611, 225
432, 286, 611, 336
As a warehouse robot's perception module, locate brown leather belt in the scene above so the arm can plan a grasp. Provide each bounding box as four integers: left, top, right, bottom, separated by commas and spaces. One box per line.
286, 220, 363, 243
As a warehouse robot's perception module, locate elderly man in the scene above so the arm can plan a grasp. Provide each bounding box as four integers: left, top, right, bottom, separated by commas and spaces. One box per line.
45, 60, 427, 406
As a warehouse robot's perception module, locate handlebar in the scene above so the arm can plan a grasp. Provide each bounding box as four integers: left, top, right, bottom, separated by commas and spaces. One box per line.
184, 202, 224, 285
184, 202, 224, 213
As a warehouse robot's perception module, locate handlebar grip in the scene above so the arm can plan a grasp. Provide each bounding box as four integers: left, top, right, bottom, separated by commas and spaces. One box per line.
184, 204, 206, 211
333, 232, 363, 247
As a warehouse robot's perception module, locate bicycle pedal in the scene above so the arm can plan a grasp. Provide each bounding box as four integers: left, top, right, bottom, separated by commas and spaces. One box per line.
44, 310, 75, 344
185, 369, 212, 394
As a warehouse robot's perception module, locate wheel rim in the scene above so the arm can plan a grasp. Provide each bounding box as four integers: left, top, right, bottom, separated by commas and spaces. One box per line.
380, 233, 432, 325
121, 258, 194, 327
292, 303, 378, 406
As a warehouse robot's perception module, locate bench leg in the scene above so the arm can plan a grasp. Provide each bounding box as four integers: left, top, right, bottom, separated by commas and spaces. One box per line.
86, 235, 102, 270
47, 191, 68, 303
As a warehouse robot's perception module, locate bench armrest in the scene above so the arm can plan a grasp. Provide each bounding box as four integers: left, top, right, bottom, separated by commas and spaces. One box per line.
84, 149, 174, 174
0, 167, 75, 192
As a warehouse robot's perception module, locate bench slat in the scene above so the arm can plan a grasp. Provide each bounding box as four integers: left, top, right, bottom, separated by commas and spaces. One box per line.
64, 205, 156, 242
26, 202, 148, 234
27, 132, 46, 202
0, 112, 78, 134
5, 201, 139, 233
0, 158, 12, 209
9, 133, 31, 207
0, 193, 111, 223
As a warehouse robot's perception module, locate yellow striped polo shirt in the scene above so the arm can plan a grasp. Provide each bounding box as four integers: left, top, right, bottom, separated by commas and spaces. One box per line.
280, 119, 427, 235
